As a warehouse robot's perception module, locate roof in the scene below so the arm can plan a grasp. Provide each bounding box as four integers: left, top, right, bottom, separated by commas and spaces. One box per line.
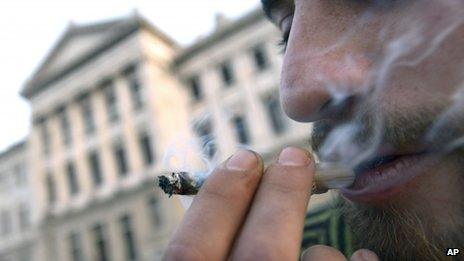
0, 139, 27, 161
173, 8, 266, 68
21, 12, 179, 99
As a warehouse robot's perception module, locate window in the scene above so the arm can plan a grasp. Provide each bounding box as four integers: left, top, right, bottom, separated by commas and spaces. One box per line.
266, 97, 287, 134
69, 232, 83, 261
89, 151, 103, 187
233, 116, 250, 144
18, 203, 30, 231
120, 214, 138, 261
0, 210, 12, 237
139, 133, 154, 166
59, 107, 72, 146
66, 162, 79, 196
92, 223, 109, 261
79, 94, 95, 135
39, 119, 51, 155
196, 121, 216, 159
147, 196, 162, 228
219, 61, 235, 86
252, 45, 269, 71
124, 65, 144, 111
103, 81, 119, 123
114, 143, 129, 176
188, 77, 203, 101
46, 173, 56, 205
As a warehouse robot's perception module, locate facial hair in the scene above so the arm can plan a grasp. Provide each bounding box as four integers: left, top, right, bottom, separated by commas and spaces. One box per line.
340, 195, 464, 261
339, 151, 464, 261
310, 99, 464, 260
310, 101, 447, 160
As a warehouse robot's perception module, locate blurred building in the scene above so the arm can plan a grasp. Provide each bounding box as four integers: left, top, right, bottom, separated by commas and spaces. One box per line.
8, 7, 339, 261
174, 10, 335, 208
174, 10, 309, 161
20, 14, 188, 261
0, 141, 37, 261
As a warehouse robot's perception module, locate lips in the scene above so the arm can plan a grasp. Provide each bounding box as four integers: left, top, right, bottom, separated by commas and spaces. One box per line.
341, 152, 428, 203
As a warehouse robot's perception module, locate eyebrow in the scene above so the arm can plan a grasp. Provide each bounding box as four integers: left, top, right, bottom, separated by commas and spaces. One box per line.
261, 0, 284, 21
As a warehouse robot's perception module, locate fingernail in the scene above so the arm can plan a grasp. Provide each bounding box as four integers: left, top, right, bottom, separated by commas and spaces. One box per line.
360, 250, 379, 261
278, 147, 310, 166
351, 249, 380, 261
226, 150, 258, 171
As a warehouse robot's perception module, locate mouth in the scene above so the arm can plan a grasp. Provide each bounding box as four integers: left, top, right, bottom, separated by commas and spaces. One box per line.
341, 151, 429, 203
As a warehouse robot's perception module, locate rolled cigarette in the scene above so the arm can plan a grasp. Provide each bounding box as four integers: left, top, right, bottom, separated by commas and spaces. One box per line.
158, 162, 355, 197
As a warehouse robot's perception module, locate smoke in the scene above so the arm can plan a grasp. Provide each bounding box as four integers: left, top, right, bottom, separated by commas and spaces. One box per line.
425, 85, 464, 153
162, 0, 464, 198
312, 0, 464, 167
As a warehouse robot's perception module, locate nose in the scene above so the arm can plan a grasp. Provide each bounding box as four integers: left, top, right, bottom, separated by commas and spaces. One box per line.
279, 2, 373, 122
280, 51, 371, 122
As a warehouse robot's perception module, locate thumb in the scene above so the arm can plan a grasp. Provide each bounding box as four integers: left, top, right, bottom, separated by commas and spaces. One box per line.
350, 249, 380, 261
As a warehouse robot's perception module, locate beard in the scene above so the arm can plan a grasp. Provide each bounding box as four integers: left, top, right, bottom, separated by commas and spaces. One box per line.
310, 98, 464, 260
339, 182, 464, 261
339, 152, 464, 261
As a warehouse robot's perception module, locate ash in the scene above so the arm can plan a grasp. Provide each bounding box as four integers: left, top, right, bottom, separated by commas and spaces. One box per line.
157, 172, 202, 197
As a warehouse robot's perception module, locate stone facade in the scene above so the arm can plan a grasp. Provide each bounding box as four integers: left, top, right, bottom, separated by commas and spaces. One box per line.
1, 8, 337, 261
22, 15, 188, 261
0, 141, 37, 261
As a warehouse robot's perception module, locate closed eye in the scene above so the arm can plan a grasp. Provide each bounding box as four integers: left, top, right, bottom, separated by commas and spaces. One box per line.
277, 14, 293, 53
277, 30, 290, 53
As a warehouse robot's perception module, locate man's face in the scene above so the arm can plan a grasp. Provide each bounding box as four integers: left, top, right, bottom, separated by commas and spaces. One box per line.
262, 0, 464, 259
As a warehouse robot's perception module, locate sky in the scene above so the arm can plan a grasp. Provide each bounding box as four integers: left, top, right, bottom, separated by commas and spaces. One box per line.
0, 0, 259, 151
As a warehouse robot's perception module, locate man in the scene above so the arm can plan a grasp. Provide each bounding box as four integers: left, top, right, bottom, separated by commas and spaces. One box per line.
164, 0, 464, 260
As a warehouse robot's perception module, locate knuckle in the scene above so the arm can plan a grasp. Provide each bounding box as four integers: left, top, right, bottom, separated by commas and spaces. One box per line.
163, 244, 206, 261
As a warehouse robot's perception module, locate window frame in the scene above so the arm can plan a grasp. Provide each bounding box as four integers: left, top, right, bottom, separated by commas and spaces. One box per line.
123, 64, 144, 111
251, 44, 270, 72
119, 214, 138, 261
139, 132, 154, 167
232, 115, 250, 144
264, 95, 287, 135
113, 142, 129, 177
88, 151, 103, 187
66, 162, 80, 196
102, 80, 119, 123
219, 60, 235, 87
79, 93, 96, 135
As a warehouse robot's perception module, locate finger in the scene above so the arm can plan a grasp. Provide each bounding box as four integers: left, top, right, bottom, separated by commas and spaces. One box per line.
350, 249, 380, 261
231, 147, 315, 260
301, 245, 346, 261
163, 150, 263, 261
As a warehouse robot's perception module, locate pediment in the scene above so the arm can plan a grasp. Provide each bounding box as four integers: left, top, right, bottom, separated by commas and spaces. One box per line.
22, 13, 178, 99
42, 31, 114, 76
35, 23, 125, 81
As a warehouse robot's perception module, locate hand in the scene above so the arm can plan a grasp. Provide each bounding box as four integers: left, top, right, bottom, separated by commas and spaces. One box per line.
163, 147, 379, 261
